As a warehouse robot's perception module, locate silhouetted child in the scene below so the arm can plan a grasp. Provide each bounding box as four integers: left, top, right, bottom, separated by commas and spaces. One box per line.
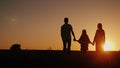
74, 29, 93, 55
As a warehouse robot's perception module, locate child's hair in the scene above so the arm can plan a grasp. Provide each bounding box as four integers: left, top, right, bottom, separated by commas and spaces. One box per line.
82, 29, 87, 35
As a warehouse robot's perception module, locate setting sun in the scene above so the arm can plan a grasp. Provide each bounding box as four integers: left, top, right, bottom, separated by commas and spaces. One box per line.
103, 42, 112, 51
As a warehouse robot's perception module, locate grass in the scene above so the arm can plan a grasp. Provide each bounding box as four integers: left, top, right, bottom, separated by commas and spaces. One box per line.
0, 50, 120, 68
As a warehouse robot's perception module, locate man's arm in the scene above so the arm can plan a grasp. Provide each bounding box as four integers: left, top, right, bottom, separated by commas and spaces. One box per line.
71, 27, 76, 40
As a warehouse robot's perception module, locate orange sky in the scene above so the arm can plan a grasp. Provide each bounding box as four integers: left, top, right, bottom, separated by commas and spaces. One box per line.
0, 0, 120, 51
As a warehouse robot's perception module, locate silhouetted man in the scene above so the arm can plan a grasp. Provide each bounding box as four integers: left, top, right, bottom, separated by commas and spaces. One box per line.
93, 23, 105, 52
61, 17, 76, 54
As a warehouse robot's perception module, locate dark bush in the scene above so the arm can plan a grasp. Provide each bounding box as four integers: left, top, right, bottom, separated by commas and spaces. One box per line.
10, 44, 21, 51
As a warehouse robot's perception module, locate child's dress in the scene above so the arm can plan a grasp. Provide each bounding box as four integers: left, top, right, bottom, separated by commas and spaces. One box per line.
78, 34, 91, 52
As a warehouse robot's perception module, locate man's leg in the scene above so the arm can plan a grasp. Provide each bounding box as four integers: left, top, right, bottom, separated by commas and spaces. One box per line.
63, 40, 66, 52
68, 40, 71, 54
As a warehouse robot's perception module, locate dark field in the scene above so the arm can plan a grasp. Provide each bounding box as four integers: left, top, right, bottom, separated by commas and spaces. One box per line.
0, 50, 120, 68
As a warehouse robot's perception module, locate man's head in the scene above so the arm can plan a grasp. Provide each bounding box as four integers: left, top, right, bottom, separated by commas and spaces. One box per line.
64, 17, 69, 24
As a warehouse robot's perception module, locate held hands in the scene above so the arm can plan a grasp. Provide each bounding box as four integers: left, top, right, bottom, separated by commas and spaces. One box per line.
90, 42, 94, 46
73, 38, 77, 41
73, 38, 95, 46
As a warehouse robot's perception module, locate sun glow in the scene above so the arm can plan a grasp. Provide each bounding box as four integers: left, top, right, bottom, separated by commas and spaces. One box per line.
103, 42, 112, 51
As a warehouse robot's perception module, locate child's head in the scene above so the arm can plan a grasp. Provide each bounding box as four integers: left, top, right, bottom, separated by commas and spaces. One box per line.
82, 29, 87, 35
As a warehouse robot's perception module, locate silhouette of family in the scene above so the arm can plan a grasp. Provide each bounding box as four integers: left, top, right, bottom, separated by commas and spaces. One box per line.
61, 17, 105, 55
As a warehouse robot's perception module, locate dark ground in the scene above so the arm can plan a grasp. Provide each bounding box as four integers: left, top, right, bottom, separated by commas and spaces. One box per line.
0, 50, 120, 68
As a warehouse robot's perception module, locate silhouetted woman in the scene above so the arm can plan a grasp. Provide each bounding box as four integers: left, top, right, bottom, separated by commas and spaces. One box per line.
75, 29, 93, 55
93, 23, 105, 52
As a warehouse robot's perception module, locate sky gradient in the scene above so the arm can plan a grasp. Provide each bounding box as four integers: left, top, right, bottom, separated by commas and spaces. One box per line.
0, 0, 120, 51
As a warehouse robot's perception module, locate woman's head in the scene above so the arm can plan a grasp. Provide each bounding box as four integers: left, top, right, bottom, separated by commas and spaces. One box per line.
97, 23, 102, 29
